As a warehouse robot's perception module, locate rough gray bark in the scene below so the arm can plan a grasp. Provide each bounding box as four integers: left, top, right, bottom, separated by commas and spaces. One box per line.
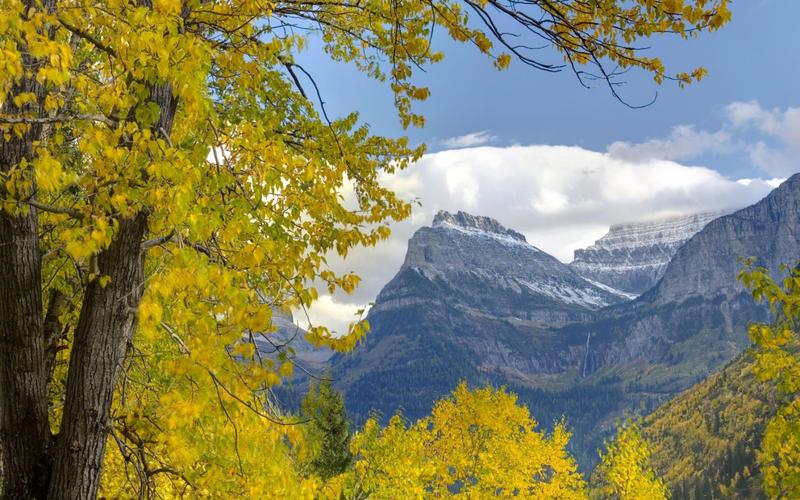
46, 213, 148, 498
46, 80, 176, 497
0, 0, 179, 495
43, 290, 69, 386
0, 208, 49, 500
0, 2, 56, 497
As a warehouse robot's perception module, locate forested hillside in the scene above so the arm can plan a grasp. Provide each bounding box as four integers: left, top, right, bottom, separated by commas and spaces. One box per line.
641, 351, 778, 499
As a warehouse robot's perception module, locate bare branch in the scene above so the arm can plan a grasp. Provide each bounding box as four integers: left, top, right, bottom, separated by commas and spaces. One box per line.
24, 199, 83, 219
0, 113, 116, 126
141, 231, 176, 251
57, 16, 117, 59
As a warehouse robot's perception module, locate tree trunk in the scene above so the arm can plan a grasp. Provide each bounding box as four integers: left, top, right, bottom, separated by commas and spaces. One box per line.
0, 2, 56, 496
47, 78, 176, 497
47, 213, 148, 498
43, 290, 69, 386
0, 209, 49, 499
1, 0, 178, 494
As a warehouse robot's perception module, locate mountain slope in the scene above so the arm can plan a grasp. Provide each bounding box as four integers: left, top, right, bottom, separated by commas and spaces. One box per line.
333, 210, 632, 421
391, 210, 632, 319
570, 212, 723, 295
578, 173, 800, 373
332, 173, 800, 468
637, 350, 777, 499
653, 177, 800, 304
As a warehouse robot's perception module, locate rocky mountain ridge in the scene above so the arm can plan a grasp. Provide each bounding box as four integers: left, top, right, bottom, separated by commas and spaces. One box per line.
378, 209, 632, 324
432, 210, 528, 242
570, 212, 725, 295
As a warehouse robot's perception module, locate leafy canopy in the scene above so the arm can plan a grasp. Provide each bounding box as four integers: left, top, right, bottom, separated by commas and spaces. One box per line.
341, 383, 587, 498
739, 261, 800, 498
593, 419, 669, 500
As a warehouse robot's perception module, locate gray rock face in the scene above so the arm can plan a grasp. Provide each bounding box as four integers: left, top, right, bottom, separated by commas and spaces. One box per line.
653, 178, 800, 304
432, 210, 527, 242
382, 210, 631, 324
578, 175, 800, 369
579, 174, 800, 371
572, 174, 800, 374
333, 210, 634, 428
570, 212, 724, 295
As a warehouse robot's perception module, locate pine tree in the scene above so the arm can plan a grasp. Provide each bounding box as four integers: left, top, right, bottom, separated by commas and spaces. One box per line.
301, 378, 353, 479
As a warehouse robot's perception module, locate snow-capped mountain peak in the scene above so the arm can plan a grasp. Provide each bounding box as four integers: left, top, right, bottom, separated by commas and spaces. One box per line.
433, 210, 528, 243
570, 211, 727, 295
381, 211, 632, 324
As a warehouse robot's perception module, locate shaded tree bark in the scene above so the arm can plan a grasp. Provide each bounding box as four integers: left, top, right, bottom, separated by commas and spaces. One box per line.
0, 207, 49, 500
46, 213, 148, 498
46, 79, 177, 497
1, 27, 175, 500
43, 290, 69, 386
0, 0, 181, 494
0, 1, 56, 497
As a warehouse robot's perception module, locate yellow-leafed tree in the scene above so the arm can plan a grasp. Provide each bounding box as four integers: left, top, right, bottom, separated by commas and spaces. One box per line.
593, 420, 669, 500
739, 262, 800, 498
0, 0, 730, 497
342, 383, 587, 498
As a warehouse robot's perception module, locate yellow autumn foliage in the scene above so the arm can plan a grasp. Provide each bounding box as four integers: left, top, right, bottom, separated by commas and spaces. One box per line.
341, 383, 587, 498
594, 420, 669, 500
739, 262, 800, 498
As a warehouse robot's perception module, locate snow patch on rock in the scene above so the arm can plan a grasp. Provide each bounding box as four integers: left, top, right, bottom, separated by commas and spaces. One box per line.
570, 211, 727, 294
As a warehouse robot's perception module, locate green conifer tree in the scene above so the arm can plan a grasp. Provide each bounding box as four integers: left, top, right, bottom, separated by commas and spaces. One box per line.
301, 378, 353, 479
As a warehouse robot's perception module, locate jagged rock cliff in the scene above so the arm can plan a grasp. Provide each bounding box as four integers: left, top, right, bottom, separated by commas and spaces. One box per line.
570, 212, 724, 295
376, 210, 631, 323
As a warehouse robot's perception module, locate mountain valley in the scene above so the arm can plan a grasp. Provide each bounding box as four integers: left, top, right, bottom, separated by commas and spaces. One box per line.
276, 174, 800, 471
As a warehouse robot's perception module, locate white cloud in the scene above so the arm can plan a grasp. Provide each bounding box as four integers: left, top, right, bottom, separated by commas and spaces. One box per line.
748, 141, 797, 175
737, 177, 784, 189
532, 188, 569, 214
727, 101, 774, 128
726, 101, 800, 176
726, 101, 800, 145
607, 125, 732, 162
295, 295, 368, 334
440, 130, 496, 148
300, 145, 779, 334
605, 102, 800, 176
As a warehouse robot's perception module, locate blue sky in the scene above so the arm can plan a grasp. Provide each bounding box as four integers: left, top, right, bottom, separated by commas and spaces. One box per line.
293, 0, 800, 332
297, 0, 798, 179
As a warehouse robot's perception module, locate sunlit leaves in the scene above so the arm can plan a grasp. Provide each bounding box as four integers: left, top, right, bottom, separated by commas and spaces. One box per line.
343, 383, 587, 498
530, 0, 730, 89
760, 399, 800, 497
0, 0, 732, 495
594, 419, 669, 499
2, 0, 416, 494
739, 260, 800, 497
